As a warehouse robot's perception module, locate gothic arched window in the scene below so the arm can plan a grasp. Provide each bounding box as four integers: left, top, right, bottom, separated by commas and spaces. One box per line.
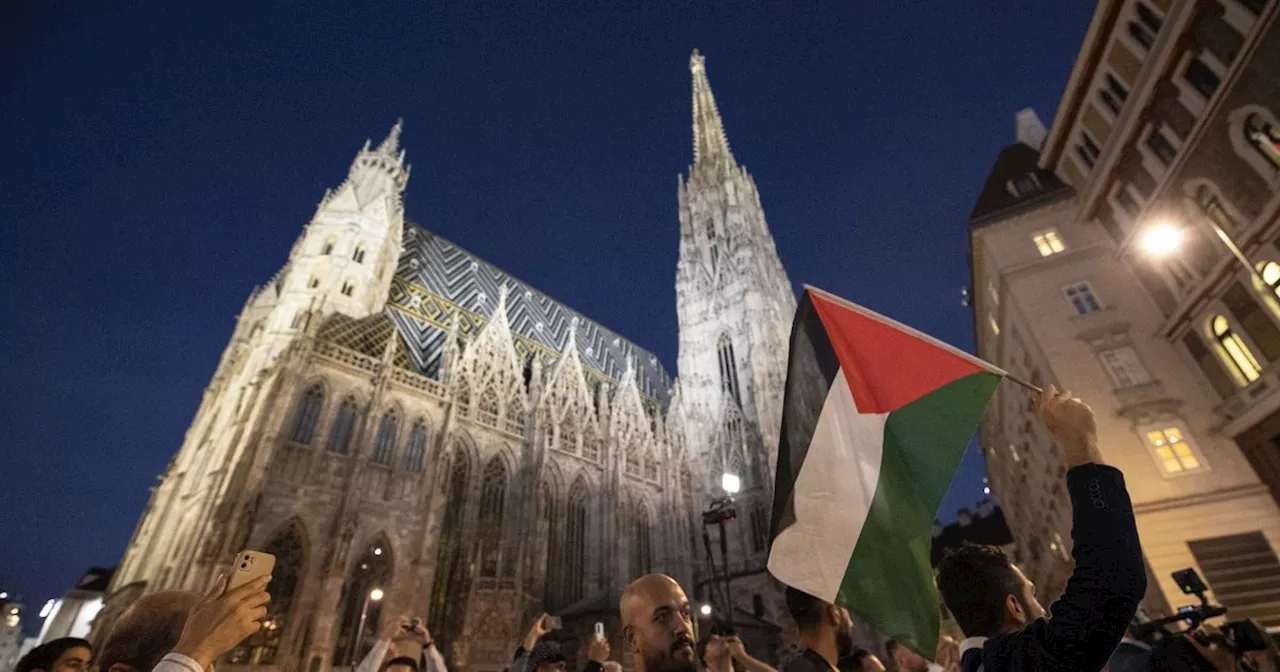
1244, 114, 1280, 172
750, 505, 769, 554
630, 503, 652, 578
625, 444, 641, 477
429, 448, 472, 633
1212, 315, 1262, 384
371, 410, 399, 466
1194, 185, 1237, 233
326, 396, 359, 454
565, 480, 589, 603
233, 521, 306, 664
289, 385, 325, 445
353, 245, 366, 264
478, 387, 500, 419
477, 457, 509, 578
1259, 262, 1280, 303
333, 540, 393, 666
402, 420, 428, 472
321, 236, 335, 255
540, 483, 564, 609
717, 334, 742, 405
582, 425, 600, 462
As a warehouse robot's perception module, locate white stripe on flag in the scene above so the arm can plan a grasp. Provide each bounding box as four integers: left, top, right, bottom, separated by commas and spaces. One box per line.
768, 368, 887, 602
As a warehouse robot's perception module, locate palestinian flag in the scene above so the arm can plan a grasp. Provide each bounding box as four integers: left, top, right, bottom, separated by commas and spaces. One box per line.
768, 286, 1003, 654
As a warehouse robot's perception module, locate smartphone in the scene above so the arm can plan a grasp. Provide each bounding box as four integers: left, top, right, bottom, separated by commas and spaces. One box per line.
594, 622, 605, 640
544, 615, 562, 630
227, 550, 276, 592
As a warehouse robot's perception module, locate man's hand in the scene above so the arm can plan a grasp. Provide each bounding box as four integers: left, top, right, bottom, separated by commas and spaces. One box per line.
588, 633, 611, 663
1186, 628, 1235, 672
602, 662, 623, 672
1034, 386, 1102, 467
172, 574, 271, 670
935, 635, 960, 672
522, 614, 551, 650
726, 637, 747, 661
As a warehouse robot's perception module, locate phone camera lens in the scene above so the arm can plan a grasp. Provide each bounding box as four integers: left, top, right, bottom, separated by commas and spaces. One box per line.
241, 562, 248, 569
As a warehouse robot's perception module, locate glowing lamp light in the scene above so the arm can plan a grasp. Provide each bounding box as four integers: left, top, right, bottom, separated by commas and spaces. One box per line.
373, 547, 383, 556
0, 592, 7, 599
699, 604, 713, 617
1140, 222, 1185, 258
983, 487, 991, 495
370, 588, 384, 601
721, 473, 741, 495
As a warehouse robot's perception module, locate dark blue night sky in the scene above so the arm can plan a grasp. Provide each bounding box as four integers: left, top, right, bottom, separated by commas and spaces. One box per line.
1, 2, 1092, 616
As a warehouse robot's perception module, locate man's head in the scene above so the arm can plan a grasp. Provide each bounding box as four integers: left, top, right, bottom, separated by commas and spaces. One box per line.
884, 640, 929, 672
98, 590, 202, 672
15, 638, 92, 672
845, 648, 885, 672
383, 657, 420, 672
619, 574, 696, 672
784, 587, 854, 655
935, 543, 1046, 638
526, 639, 567, 672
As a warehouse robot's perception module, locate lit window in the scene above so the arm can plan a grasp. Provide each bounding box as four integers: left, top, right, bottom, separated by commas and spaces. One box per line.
1143, 426, 1204, 474
1184, 57, 1221, 100
1212, 314, 1262, 384
1063, 282, 1102, 314
988, 315, 1001, 337
1146, 127, 1178, 165
1195, 186, 1237, 233
988, 277, 1000, 305
1244, 114, 1280, 172
1008, 443, 1021, 463
1033, 230, 1067, 257
1097, 346, 1153, 388
1258, 262, 1280, 300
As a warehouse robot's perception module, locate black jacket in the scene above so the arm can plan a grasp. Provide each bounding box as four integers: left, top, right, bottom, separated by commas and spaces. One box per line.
780, 648, 835, 672
961, 464, 1146, 672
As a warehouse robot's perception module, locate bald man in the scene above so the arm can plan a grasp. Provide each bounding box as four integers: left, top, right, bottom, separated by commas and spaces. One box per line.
98, 591, 201, 672
619, 575, 697, 672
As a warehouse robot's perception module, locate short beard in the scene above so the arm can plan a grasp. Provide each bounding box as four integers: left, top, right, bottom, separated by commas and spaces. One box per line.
837, 630, 855, 659
642, 649, 698, 672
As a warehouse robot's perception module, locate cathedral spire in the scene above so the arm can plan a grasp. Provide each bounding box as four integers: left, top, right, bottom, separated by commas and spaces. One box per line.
376, 118, 404, 157
690, 49, 735, 171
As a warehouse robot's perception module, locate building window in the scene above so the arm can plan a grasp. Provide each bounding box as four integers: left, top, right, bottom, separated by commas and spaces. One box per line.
1115, 185, 1140, 217
289, 385, 325, 445
1237, 0, 1267, 15
429, 447, 472, 633
750, 505, 769, 554
1063, 282, 1102, 314
630, 503, 653, 578
1101, 74, 1129, 116
326, 396, 359, 454
321, 237, 335, 255
1195, 186, 1237, 233
1076, 133, 1101, 169
1007, 173, 1041, 197
564, 480, 589, 602
988, 277, 999, 305
231, 521, 305, 664
1098, 346, 1153, 388
332, 541, 393, 666
1184, 57, 1222, 100
308, 276, 320, 289
1128, 2, 1162, 50
353, 246, 366, 264
1212, 314, 1263, 384
1033, 229, 1067, 257
1008, 443, 1022, 463
717, 333, 742, 405
402, 420, 428, 472
987, 315, 1000, 337
477, 457, 510, 578
371, 410, 398, 466
1259, 262, 1280, 301
1146, 127, 1178, 165
1142, 425, 1205, 474
1244, 114, 1280, 172
341, 281, 355, 297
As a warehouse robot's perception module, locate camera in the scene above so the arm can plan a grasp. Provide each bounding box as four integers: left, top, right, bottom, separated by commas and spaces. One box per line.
1132, 568, 1268, 670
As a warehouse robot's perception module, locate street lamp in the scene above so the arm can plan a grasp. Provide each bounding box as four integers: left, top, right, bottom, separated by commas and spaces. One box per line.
721, 472, 741, 495
351, 587, 384, 667
699, 604, 713, 617
1140, 204, 1266, 288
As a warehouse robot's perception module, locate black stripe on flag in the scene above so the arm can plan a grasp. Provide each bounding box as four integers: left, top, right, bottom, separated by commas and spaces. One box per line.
769, 290, 842, 551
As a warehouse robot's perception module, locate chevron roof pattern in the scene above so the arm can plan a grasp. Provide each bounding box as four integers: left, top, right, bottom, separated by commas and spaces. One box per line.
386, 224, 673, 402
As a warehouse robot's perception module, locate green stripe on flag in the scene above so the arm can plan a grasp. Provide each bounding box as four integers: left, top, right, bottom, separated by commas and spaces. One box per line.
837, 371, 1001, 655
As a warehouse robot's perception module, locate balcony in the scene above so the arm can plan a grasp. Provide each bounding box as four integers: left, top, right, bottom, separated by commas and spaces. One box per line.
1216, 364, 1280, 437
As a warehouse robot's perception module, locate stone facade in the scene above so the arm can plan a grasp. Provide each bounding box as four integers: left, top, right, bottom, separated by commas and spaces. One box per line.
95, 51, 797, 671
970, 0, 1280, 629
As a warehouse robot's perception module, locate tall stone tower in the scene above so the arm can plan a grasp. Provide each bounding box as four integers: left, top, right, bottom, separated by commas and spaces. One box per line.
674, 50, 796, 623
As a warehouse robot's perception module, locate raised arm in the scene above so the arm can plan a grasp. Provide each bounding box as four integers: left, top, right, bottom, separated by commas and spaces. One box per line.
990, 387, 1146, 671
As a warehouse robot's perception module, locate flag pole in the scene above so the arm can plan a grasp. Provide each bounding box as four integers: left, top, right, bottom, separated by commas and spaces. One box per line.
1002, 372, 1042, 394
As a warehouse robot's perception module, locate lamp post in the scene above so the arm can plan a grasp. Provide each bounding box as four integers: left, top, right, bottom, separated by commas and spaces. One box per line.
350, 587, 384, 668
701, 472, 740, 631
1140, 205, 1266, 288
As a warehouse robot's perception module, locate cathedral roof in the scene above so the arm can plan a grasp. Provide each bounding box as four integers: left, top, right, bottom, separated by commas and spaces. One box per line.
385, 224, 673, 402
967, 141, 1072, 228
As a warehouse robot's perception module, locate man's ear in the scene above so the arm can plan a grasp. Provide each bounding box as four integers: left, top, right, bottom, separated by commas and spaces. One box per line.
623, 625, 638, 652
825, 605, 842, 627
1004, 593, 1026, 626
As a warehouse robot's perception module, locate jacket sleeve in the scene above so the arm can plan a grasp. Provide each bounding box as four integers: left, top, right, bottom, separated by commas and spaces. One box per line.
355, 639, 392, 672
151, 653, 204, 672
510, 647, 530, 672
423, 643, 447, 672
983, 464, 1147, 672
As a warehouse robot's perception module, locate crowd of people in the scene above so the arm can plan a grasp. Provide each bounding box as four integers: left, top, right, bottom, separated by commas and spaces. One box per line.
13, 389, 1277, 672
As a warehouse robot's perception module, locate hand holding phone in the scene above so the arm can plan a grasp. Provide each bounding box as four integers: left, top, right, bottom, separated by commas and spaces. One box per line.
594, 622, 605, 640
227, 550, 276, 593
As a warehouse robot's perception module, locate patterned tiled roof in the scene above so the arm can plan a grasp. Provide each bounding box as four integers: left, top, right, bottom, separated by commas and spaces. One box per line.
386, 224, 673, 401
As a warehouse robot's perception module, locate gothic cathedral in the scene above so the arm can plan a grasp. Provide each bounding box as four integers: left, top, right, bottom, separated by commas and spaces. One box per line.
97, 51, 796, 672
